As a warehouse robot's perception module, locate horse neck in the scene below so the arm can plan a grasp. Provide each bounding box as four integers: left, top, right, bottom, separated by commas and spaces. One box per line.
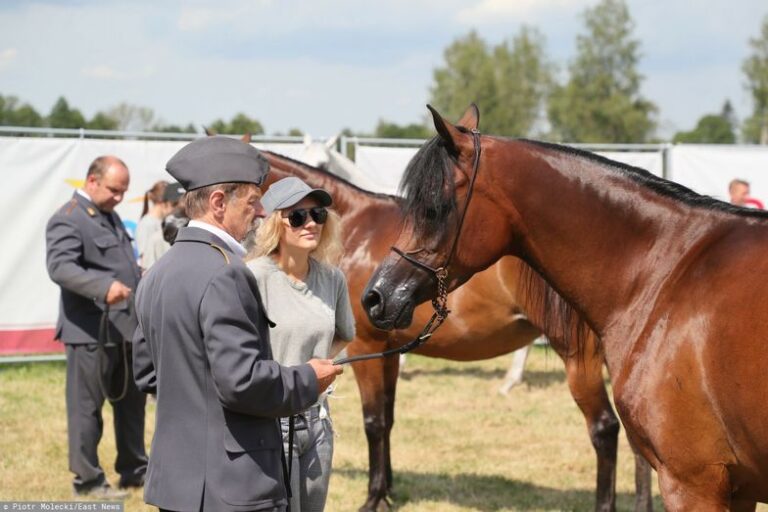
494, 140, 728, 362
265, 154, 392, 215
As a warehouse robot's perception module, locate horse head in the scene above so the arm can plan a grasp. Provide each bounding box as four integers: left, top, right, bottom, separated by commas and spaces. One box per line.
362, 104, 518, 330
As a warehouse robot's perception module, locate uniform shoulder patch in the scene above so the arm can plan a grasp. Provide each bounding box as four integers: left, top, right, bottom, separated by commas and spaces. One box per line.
63, 199, 78, 215
209, 243, 230, 264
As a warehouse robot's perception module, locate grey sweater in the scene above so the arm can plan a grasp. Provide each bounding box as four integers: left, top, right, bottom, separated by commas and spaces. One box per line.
247, 256, 355, 368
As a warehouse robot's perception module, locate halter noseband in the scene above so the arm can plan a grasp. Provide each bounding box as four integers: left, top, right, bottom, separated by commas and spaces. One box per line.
334, 128, 482, 366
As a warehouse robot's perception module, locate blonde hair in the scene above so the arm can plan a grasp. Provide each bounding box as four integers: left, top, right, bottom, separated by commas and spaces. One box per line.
248, 208, 343, 265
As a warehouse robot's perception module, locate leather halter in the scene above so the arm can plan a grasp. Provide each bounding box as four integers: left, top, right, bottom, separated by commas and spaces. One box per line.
334, 128, 482, 366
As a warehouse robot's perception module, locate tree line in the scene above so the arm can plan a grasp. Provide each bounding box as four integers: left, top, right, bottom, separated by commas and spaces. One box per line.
1, 0, 767, 143
430, 0, 768, 144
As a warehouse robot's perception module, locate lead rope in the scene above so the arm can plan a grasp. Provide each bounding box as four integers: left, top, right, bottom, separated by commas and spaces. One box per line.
280, 415, 295, 510
97, 304, 129, 402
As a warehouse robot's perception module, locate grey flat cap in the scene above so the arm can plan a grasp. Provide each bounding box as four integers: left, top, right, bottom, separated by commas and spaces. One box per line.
262, 177, 332, 215
166, 136, 269, 191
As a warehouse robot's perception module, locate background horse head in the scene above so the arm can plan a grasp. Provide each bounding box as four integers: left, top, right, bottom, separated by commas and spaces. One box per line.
299, 133, 385, 192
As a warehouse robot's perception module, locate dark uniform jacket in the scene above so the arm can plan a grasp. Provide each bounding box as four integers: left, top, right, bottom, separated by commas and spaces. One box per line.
133, 226, 319, 511
46, 191, 141, 344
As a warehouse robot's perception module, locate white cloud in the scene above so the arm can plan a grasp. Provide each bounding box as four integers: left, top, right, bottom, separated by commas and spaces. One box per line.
178, 7, 229, 31
456, 0, 585, 25
177, 1, 274, 32
81, 65, 125, 80
0, 48, 18, 70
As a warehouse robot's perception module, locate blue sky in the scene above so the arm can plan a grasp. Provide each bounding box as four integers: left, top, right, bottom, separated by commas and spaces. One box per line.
0, 0, 766, 138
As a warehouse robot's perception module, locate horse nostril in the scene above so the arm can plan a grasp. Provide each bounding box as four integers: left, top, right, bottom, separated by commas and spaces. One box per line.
362, 288, 383, 317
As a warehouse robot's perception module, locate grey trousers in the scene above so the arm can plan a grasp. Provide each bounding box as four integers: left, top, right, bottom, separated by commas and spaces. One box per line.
65, 343, 147, 490
281, 403, 334, 512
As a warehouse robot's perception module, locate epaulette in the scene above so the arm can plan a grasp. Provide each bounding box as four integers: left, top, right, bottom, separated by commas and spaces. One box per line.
86, 206, 97, 217
62, 199, 78, 215
209, 243, 230, 264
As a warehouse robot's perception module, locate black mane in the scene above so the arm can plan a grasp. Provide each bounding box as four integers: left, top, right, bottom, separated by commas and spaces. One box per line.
397, 136, 457, 236
522, 139, 768, 219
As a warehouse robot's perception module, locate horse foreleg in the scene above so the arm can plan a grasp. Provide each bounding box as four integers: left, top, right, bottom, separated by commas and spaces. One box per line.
561, 346, 620, 512
350, 344, 400, 512
633, 450, 654, 512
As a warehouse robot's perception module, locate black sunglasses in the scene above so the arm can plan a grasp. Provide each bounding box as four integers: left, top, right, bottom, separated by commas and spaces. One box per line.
284, 207, 328, 228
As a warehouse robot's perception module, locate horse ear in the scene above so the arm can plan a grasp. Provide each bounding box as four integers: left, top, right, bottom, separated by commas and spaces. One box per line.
456, 103, 480, 131
325, 133, 340, 149
241, 132, 252, 143
303, 133, 313, 146
427, 104, 466, 154
204, 126, 216, 136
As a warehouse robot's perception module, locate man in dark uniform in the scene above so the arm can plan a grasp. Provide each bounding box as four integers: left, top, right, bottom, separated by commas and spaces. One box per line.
133, 136, 343, 512
45, 155, 148, 498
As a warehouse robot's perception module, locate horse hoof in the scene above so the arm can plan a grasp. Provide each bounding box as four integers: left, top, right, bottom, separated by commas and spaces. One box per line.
358, 495, 393, 512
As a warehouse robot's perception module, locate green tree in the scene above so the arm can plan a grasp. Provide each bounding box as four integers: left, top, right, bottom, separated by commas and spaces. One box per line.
152, 122, 196, 133
86, 111, 119, 130
374, 119, 431, 139
742, 15, 768, 144
47, 96, 86, 128
673, 101, 736, 143
228, 113, 264, 135
430, 31, 496, 127
107, 103, 156, 131
548, 0, 657, 142
430, 28, 553, 137
0, 95, 44, 127
208, 113, 264, 135
486, 26, 553, 136
287, 128, 304, 136
208, 118, 229, 135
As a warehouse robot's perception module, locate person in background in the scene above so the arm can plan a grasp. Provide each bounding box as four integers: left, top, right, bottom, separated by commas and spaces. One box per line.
45, 155, 147, 499
728, 178, 764, 209
133, 137, 343, 512
248, 177, 355, 512
141, 182, 185, 269
135, 180, 169, 269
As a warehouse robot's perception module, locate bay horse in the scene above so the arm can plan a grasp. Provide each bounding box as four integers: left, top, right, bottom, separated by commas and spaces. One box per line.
259, 148, 653, 511
362, 104, 768, 511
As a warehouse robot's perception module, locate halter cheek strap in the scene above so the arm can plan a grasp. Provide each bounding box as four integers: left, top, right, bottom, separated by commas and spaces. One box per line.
333, 129, 482, 366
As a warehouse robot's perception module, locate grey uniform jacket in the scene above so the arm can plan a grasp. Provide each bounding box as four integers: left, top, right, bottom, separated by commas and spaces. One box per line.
133, 226, 319, 512
46, 192, 141, 344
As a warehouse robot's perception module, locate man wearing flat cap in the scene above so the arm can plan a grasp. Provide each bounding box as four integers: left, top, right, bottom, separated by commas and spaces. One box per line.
133, 136, 343, 512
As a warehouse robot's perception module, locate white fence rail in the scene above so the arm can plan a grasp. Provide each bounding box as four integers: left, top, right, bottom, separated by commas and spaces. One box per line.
1, 126, 767, 361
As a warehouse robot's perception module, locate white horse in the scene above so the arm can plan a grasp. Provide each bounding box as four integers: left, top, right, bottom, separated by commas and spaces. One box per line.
298, 134, 386, 193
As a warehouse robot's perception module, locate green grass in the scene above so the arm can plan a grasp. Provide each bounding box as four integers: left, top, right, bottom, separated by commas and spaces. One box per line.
2, 349, 765, 511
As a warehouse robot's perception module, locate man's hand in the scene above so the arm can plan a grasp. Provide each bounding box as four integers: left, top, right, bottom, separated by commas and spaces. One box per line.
307, 358, 343, 394
105, 280, 132, 305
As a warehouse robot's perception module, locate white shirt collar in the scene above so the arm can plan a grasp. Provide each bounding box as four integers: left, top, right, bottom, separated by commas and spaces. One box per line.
187, 220, 247, 258
76, 189, 93, 203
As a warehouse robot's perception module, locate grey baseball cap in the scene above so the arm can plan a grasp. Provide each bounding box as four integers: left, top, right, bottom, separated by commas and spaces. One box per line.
166, 136, 269, 191
262, 177, 332, 215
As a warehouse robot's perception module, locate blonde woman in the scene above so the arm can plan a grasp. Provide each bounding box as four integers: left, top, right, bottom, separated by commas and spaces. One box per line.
247, 177, 355, 512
